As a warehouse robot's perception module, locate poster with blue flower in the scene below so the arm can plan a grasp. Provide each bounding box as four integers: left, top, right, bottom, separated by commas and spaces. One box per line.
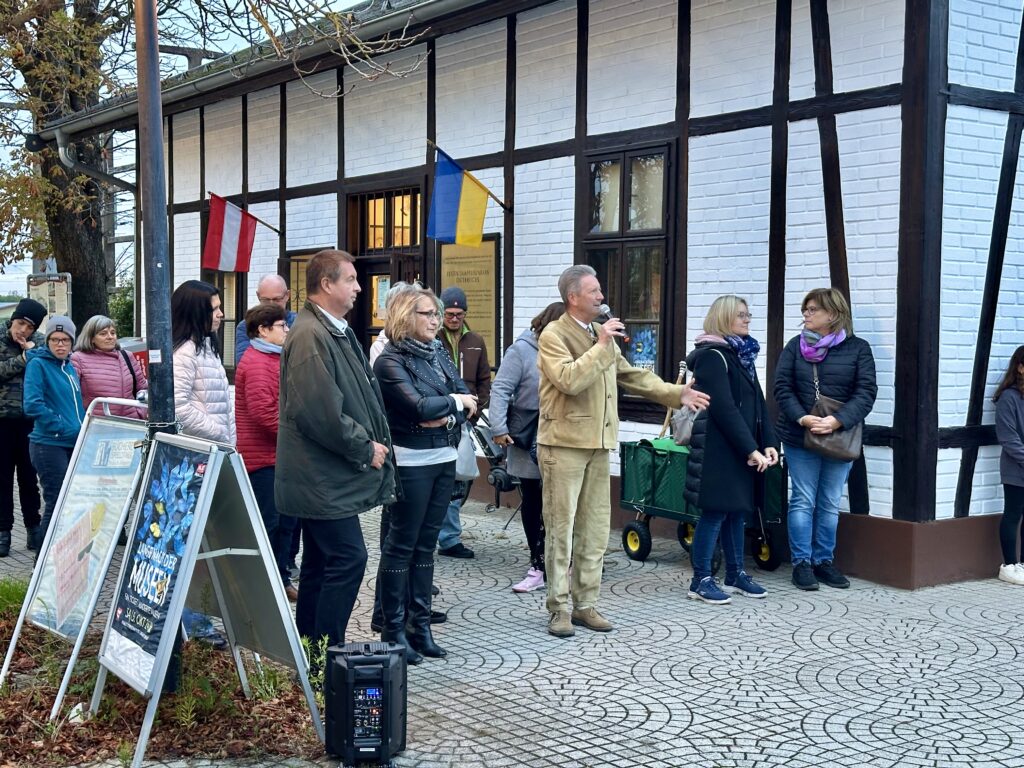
110, 441, 208, 658
627, 324, 658, 371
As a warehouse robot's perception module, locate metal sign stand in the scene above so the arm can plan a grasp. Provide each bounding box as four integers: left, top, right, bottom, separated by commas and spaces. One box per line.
0, 399, 148, 722
88, 433, 322, 768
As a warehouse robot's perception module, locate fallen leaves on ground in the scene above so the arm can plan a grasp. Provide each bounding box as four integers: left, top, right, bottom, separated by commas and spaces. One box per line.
0, 618, 325, 766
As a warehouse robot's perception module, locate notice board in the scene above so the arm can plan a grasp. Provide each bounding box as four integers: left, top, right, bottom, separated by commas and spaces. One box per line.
438, 235, 500, 364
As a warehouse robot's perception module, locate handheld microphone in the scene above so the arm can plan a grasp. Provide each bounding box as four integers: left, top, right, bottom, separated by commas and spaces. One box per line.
597, 304, 631, 344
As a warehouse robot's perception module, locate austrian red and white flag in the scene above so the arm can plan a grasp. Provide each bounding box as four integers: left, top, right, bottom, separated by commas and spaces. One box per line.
202, 194, 257, 272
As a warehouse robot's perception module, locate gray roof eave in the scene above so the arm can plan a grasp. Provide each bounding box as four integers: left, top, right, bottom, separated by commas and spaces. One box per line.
38, 0, 477, 141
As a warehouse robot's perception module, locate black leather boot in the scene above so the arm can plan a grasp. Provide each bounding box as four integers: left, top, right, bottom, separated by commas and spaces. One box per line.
26, 526, 41, 551
377, 566, 422, 665
0, 531, 10, 558
408, 562, 447, 659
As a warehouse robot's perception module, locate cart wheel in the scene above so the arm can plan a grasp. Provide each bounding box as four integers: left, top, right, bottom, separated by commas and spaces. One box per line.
752, 530, 782, 571
622, 521, 653, 561
677, 521, 695, 553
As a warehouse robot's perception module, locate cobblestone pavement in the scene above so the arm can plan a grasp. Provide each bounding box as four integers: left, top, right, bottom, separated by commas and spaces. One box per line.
4, 502, 1024, 767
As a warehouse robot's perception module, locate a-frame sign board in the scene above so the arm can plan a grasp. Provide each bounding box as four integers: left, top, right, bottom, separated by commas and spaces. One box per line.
0, 401, 149, 721
89, 432, 323, 768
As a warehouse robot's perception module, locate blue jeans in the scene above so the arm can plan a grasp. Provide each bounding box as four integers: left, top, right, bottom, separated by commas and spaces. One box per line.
248, 467, 297, 586
784, 441, 854, 565
29, 441, 73, 537
690, 508, 745, 581
438, 480, 470, 549
295, 516, 368, 647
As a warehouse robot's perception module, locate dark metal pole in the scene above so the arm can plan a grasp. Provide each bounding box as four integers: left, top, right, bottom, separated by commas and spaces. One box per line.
135, 0, 175, 436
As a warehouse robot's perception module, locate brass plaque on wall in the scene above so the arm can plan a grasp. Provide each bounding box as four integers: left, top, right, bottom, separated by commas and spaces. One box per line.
438, 236, 499, 364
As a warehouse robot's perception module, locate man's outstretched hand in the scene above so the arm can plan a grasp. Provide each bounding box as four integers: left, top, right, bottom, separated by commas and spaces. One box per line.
680, 379, 710, 412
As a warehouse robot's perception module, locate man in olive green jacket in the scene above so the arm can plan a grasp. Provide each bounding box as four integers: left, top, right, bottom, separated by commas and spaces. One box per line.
538, 265, 709, 638
276, 249, 396, 648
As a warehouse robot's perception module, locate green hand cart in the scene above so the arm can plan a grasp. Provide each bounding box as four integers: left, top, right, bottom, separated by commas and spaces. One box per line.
618, 437, 786, 573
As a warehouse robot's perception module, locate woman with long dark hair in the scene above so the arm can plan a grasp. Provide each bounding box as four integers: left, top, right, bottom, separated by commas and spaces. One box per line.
993, 345, 1024, 585
491, 301, 566, 593
171, 280, 234, 444
683, 296, 778, 604
170, 279, 233, 647
372, 286, 476, 664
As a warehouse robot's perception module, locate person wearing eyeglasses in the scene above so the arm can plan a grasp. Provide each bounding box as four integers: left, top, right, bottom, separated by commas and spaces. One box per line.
235, 273, 298, 365
23, 315, 84, 545
436, 285, 490, 559
235, 303, 296, 602
373, 286, 477, 664
773, 287, 876, 592
683, 296, 778, 605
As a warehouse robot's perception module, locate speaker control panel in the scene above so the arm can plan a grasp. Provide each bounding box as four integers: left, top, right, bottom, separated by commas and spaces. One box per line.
352, 686, 383, 739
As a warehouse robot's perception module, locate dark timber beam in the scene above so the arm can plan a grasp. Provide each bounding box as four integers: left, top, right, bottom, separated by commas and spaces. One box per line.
672, 0, 691, 373
893, 0, 947, 522
953, 13, 1024, 517
573, 0, 589, 265
503, 16, 516, 356
424, 39, 437, 290
765, 0, 792, 412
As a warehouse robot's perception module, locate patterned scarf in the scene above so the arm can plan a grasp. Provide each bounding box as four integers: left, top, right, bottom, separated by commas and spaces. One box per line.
800, 328, 847, 363
725, 334, 760, 381
250, 338, 282, 355
397, 337, 446, 381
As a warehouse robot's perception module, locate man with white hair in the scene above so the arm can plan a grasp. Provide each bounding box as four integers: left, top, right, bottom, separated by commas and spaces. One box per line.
235, 274, 298, 364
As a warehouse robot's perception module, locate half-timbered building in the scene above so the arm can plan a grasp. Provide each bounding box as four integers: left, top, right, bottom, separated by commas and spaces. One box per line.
41, 0, 1024, 586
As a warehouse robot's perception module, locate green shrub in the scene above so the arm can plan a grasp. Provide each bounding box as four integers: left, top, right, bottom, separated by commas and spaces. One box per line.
108, 279, 135, 338
0, 577, 28, 618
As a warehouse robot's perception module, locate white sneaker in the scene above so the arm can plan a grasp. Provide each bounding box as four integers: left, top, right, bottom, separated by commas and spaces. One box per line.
512, 567, 545, 593
998, 564, 1024, 585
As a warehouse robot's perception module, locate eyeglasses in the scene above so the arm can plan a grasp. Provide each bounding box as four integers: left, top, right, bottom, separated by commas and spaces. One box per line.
271, 321, 288, 329
416, 311, 441, 320
49, 338, 72, 347
444, 311, 465, 320
802, 306, 821, 316
737, 312, 753, 321
259, 294, 289, 303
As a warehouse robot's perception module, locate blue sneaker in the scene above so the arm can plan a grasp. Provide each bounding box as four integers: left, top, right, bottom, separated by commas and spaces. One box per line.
687, 576, 732, 605
725, 570, 767, 599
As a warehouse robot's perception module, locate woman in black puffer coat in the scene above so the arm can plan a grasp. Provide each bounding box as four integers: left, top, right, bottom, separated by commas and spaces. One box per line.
372, 286, 477, 664
773, 287, 876, 592
683, 295, 779, 605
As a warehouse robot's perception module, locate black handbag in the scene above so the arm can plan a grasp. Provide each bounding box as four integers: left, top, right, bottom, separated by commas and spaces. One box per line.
803, 364, 862, 462
507, 407, 539, 450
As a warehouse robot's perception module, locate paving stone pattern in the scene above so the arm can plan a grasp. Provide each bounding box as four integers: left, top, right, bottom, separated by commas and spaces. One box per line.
3, 503, 1024, 768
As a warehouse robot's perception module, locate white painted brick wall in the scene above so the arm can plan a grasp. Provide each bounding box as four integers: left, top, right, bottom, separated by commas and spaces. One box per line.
286, 73, 338, 185
247, 87, 280, 192
691, 0, 775, 117
285, 195, 337, 251
345, 45, 427, 177
516, 0, 576, 148
512, 156, 574, 338
588, 0, 676, 135
246, 202, 281, 308
949, 0, 1023, 91
173, 213, 201, 285
791, 0, 904, 100
436, 21, 506, 157
204, 98, 242, 197
172, 110, 200, 204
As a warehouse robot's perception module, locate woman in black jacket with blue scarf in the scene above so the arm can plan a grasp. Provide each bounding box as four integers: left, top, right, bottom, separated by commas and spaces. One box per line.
372, 286, 477, 664
684, 296, 779, 604
773, 287, 876, 592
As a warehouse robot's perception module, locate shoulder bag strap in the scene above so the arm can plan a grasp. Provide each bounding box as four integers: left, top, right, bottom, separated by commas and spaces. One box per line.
119, 349, 138, 395
811, 363, 821, 403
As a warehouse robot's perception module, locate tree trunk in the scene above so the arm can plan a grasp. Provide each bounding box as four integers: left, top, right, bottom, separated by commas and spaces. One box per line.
39, 144, 109, 328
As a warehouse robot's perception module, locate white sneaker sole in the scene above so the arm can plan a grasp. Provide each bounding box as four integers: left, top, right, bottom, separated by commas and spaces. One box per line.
687, 590, 731, 605
512, 582, 546, 593
998, 571, 1024, 586
727, 586, 768, 599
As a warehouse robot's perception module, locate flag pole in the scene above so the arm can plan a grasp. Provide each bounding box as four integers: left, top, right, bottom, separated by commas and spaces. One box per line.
207, 191, 282, 235
427, 140, 511, 212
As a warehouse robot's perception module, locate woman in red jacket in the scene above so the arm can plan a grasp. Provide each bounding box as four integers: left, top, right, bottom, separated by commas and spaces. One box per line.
71, 315, 148, 419
235, 303, 297, 601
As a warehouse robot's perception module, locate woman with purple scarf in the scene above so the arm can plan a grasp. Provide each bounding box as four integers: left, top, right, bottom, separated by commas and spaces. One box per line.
773, 288, 876, 592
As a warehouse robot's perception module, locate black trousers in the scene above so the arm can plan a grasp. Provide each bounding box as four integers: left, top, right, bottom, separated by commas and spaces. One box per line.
295, 516, 368, 647
1001, 483, 1024, 565
0, 418, 40, 533
381, 461, 457, 570
519, 477, 545, 571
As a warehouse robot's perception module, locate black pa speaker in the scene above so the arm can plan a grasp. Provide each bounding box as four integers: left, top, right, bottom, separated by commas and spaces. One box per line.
324, 641, 407, 765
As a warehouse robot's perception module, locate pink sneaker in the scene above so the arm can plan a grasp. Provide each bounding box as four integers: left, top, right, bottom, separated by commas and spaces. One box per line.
512, 567, 545, 593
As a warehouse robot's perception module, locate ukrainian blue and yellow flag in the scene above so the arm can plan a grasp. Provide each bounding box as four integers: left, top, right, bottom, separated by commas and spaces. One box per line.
426, 148, 491, 246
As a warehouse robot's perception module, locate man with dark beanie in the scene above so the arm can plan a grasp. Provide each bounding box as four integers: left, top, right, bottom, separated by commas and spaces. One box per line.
0, 298, 47, 555
437, 285, 490, 559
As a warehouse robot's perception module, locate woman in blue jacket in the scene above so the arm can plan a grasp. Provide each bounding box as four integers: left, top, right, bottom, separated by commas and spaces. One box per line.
23, 316, 84, 541
773, 288, 876, 592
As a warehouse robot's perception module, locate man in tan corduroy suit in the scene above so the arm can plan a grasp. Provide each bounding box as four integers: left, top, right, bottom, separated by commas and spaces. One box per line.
537, 265, 709, 638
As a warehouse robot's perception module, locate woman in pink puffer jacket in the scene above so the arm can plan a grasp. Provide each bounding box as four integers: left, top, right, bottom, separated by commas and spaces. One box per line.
71, 315, 148, 420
